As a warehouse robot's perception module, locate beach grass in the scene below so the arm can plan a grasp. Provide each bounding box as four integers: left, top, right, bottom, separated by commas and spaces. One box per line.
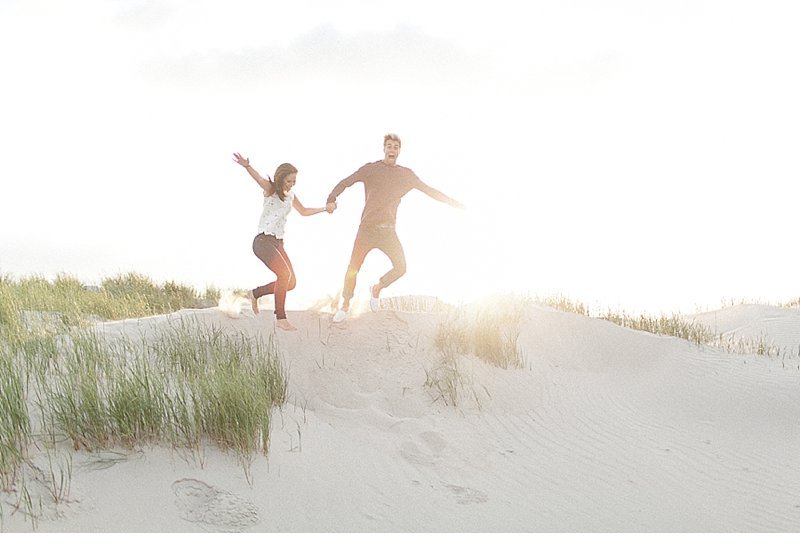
784, 297, 800, 309
39, 322, 287, 460
423, 294, 530, 406
536, 294, 591, 316
1, 272, 215, 323
0, 345, 30, 491
536, 293, 800, 359
152, 321, 288, 458
600, 311, 716, 346
0, 272, 287, 500
101, 272, 198, 316
424, 345, 463, 407
434, 294, 529, 370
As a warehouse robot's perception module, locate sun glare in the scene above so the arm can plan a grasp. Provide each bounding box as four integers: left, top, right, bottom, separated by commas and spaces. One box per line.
218, 291, 247, 318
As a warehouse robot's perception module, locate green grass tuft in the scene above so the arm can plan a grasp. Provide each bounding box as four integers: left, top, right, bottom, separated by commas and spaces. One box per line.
0, 346, 30, 491
0, 272, 287, 497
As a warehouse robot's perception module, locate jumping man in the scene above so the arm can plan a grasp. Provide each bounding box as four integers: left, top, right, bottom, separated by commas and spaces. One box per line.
326, 133, 464, 323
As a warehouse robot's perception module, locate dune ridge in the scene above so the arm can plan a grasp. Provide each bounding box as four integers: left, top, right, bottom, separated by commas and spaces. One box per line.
3, 301, 800, 532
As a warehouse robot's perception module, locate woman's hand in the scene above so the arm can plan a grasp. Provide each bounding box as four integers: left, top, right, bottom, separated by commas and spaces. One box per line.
232, 152, 250, 168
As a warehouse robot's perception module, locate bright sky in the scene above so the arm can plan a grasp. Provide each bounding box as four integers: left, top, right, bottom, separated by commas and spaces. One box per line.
1, 0, 799, 314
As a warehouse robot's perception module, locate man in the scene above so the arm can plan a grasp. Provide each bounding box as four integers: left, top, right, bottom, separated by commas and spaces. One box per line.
326, 133, 464, 323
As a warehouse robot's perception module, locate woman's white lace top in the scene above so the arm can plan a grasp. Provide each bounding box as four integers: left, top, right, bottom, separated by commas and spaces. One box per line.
257, 190, 294, 238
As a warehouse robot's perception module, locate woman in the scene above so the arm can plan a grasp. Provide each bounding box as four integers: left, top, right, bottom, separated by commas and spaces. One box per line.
233, 152, 327, 331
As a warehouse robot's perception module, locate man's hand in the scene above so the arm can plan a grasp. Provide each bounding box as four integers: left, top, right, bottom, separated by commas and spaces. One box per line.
326, 202, 337, 214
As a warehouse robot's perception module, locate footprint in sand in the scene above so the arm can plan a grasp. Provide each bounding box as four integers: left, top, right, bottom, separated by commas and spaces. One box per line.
172, 479, 259, 531
399, 431, 448, 466
444, 483, 489, 505
399, 440, 436, 466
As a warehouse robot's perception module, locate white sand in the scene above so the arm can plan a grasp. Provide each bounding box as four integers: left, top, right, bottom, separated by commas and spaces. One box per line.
4, 302, 800, 532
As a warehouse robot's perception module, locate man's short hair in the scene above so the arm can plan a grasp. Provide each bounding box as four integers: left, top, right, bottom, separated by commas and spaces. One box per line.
384, 133, 401, 147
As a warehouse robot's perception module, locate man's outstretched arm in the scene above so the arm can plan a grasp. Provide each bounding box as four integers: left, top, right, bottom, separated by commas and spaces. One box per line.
416, 181, 465, 209
327, 166, 367, 210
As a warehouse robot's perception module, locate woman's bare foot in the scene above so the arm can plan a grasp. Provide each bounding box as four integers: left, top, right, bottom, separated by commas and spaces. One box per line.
276, 318, 297, 331
246, 290, 259, 314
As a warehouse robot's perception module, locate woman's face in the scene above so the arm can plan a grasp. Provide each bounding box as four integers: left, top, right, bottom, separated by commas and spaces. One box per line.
282, 172, 297, 192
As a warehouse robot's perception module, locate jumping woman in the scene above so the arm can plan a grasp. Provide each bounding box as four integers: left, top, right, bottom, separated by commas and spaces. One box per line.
233, 152, 328, 331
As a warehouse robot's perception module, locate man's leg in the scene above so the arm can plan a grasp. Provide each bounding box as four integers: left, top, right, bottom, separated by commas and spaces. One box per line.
340, 229, 374, 311
373, 229, 407, 297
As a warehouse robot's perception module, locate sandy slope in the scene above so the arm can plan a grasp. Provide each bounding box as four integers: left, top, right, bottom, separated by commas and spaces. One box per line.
4, 302, 800, 532
692, 303, 800, 350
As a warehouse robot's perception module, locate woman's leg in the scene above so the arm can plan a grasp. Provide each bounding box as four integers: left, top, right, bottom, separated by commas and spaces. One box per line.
252, 235, 295, 320
272, 242, 297, 321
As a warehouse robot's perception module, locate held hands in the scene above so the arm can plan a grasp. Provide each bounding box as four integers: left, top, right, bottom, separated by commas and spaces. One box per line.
326, 202, 337, 214
232, 152, 250, 168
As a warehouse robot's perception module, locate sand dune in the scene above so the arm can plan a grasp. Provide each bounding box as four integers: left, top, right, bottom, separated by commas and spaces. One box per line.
692, 304, 800, 349
4, 302, 800, 532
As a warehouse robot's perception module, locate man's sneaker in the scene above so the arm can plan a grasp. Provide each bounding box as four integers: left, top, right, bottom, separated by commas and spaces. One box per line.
332, 309, 349, 323
369, 285, 380, 312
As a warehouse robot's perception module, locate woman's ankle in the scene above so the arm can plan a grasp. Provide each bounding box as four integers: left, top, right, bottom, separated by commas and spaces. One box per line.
276, 318, 297, 331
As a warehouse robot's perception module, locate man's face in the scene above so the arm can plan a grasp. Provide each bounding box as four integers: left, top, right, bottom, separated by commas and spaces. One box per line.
383, 139, 401, 163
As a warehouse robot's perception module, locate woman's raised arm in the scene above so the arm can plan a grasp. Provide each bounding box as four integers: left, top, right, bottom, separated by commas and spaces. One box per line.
233, 152, 275, 195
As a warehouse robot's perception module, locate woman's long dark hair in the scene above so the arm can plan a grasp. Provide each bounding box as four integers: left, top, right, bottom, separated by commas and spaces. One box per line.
271, 163, 298, 201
